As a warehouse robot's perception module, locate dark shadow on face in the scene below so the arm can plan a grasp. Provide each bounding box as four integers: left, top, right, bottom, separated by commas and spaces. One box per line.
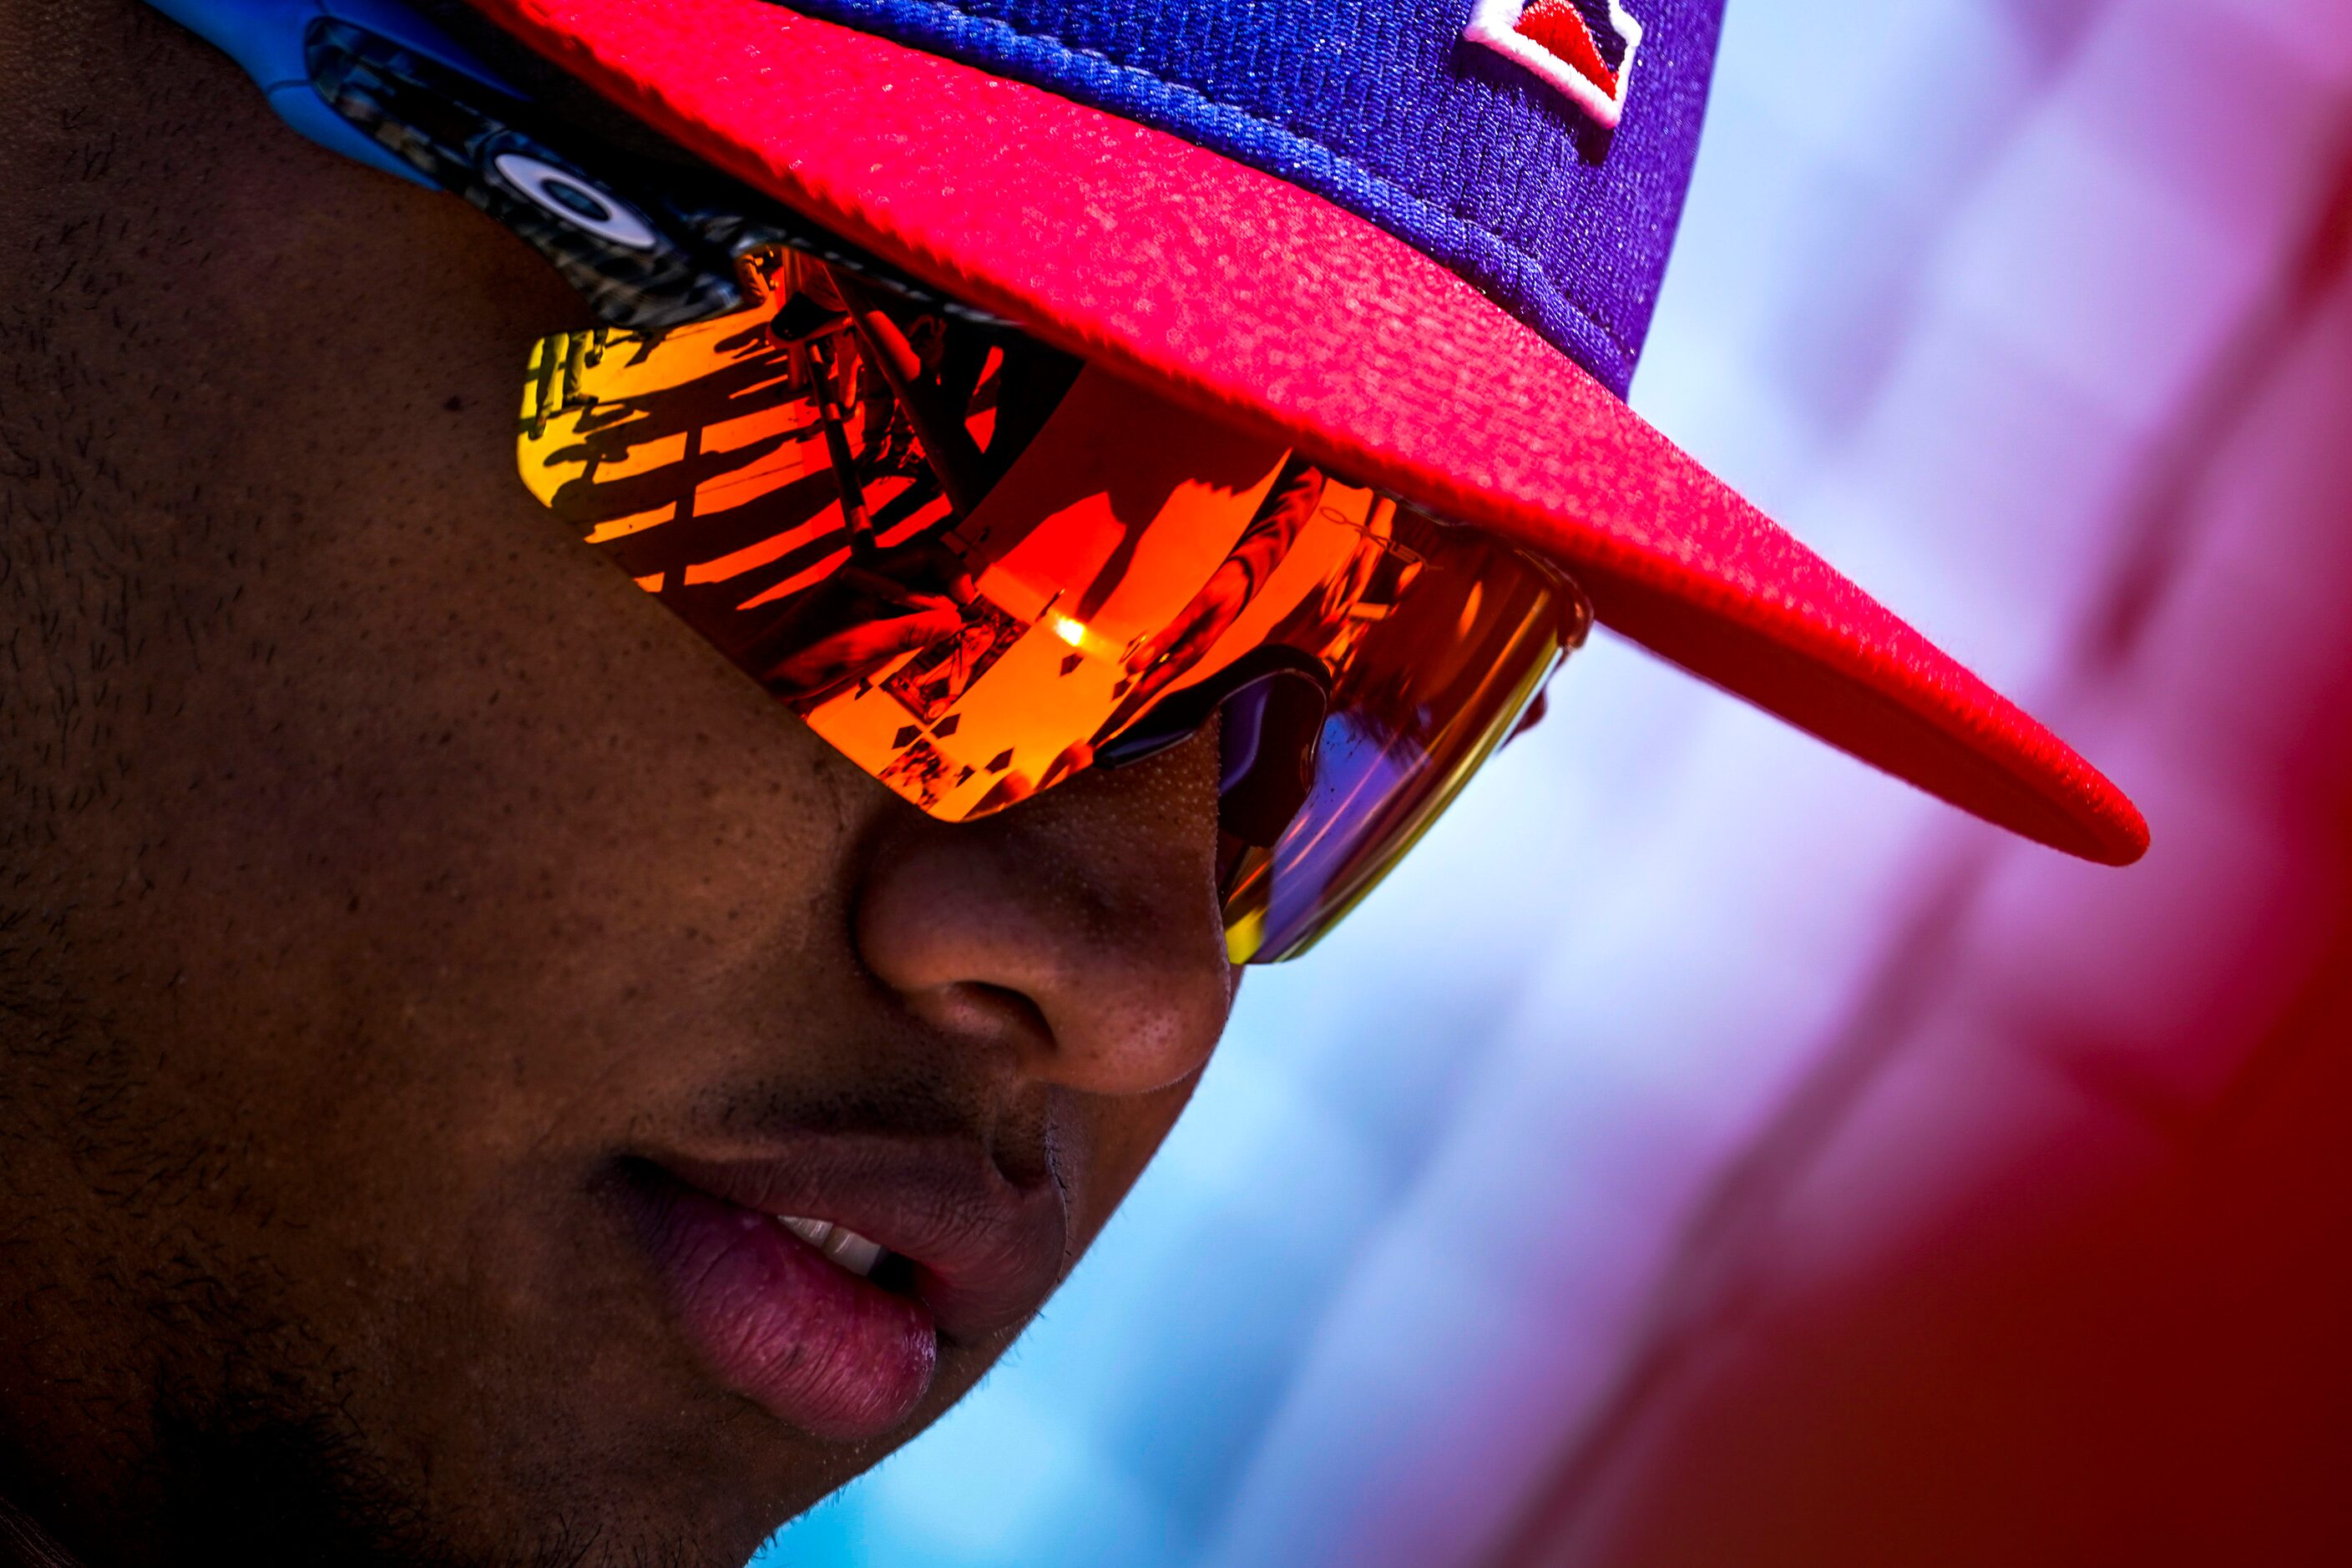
0, 5, 1237, 1564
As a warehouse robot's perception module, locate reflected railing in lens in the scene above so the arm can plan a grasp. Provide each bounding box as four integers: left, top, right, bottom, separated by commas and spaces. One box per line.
519, 247, 1587, 959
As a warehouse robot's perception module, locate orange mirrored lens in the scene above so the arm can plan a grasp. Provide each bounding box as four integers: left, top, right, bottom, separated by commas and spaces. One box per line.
518, 248, 1584, 958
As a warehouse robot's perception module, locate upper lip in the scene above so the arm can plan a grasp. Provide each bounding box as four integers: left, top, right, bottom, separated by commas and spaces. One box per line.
642, 1135, 1070, 1344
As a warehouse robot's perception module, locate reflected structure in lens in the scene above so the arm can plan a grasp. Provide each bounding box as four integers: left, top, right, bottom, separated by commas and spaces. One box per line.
518, 248, 1586, 959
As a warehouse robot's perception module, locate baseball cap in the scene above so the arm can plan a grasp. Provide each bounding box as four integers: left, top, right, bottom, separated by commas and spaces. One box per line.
458, 0, 2146, 864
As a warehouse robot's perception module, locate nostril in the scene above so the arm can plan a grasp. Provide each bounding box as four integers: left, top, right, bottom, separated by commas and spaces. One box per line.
903, 979, 1056, 1056
962, 980, 1055, 1048
853, 719, 1233, 1100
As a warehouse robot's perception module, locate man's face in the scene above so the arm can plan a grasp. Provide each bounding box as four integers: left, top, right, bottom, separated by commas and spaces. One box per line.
0, 6, 1235, 1562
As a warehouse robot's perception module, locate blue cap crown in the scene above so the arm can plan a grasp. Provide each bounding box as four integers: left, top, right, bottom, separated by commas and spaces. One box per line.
775, 0, 1723, 396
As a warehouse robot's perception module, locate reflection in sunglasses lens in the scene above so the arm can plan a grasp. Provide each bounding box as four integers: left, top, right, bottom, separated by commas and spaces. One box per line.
518, 248, 1583, 959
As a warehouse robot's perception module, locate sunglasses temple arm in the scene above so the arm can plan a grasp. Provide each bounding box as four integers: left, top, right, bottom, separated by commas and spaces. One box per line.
828, 273, 990, 517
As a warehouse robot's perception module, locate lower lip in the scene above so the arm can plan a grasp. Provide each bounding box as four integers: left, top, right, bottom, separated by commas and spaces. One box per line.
623, 1166, 938, 1442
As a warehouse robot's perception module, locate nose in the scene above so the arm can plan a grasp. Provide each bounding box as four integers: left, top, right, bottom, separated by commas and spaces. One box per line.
853, 726, 1237, 1099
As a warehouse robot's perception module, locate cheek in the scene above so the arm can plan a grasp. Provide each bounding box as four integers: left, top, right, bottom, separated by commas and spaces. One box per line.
59, 132, 903, 1291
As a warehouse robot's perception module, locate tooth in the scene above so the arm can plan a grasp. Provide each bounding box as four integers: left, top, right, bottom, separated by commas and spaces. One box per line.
778, 1215, 833, 1248
820, 1228, 885, 1279
775, 1215, 887, 1279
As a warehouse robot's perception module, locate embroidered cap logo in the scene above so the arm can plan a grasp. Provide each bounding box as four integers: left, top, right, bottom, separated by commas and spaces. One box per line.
1463, 0, 1644, 130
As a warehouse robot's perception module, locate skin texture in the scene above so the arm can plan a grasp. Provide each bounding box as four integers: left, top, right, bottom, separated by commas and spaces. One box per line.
0, 2, 1237, 1562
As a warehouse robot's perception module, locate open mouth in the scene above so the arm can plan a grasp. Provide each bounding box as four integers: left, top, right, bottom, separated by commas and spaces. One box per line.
615, 1143, 1065, 1444
620, 1162, 939, 1442
774, 1215, 911, 1292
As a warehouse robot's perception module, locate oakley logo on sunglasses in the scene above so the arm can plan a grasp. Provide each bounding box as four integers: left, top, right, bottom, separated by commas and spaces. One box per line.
490, 151, 659, 250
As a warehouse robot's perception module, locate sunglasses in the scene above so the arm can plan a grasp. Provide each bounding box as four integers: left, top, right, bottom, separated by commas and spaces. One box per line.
195, 0, 1592, 962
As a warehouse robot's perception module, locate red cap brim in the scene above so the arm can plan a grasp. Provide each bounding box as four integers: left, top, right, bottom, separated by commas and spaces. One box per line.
472, 0, 2147, 864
